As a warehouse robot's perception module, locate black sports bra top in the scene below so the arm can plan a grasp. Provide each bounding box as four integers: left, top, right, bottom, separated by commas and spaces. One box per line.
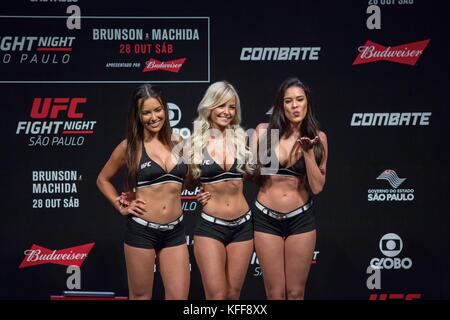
200, 149, 243, 184
136, 143, 187, 188
262, 152, 306, 177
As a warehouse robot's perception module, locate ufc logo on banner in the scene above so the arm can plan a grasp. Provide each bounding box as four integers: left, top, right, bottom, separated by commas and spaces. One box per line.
369, 293, 422, 300
30, 98, 87, 119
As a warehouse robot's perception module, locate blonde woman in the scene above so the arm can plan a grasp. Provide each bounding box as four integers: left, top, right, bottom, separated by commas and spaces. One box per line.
190, 81, 254, 300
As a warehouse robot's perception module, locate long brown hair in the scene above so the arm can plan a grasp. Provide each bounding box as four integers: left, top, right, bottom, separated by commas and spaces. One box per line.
268, 77, 324, 166
125, 84, 173, 191
256, 77, 324, 183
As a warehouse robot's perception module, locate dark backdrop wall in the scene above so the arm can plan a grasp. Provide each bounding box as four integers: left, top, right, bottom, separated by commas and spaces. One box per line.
1, 0, 449, 299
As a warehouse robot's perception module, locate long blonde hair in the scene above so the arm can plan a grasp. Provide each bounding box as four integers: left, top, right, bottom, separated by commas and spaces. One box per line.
190, 81, 254, 179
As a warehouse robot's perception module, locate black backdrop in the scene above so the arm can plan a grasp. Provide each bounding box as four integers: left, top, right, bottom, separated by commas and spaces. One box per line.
1, 0, 449, 300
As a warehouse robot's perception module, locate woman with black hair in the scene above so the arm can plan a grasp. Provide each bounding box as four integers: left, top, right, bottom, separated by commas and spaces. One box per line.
252, 77, 328, 299
96, 84, 190, 300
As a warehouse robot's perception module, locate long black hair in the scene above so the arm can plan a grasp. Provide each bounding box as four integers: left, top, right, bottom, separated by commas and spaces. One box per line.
125, 84, 173, 191
262, 77, 324, 174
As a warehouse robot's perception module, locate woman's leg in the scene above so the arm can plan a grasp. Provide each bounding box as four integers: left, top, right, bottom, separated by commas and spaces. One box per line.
124, 243, 156, 300
158, 243, 191, 300
284, 230, 316, 300
225, 239, 254, 299
254, 231, 286, 299
194, 236, 227, 299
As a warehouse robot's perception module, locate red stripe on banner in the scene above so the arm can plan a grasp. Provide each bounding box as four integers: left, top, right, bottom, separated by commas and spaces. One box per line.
63, 131, 94, 134
181, 196, 198, 200
50, 296, 128, 300
37, 47, 73, 52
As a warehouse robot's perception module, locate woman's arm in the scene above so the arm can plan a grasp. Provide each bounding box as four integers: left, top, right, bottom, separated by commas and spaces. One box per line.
248, 123, 269, 180
251, 123, 268, 155
174, 134, 197, 191
302, 131, 328, 194
96, 140, 131, 213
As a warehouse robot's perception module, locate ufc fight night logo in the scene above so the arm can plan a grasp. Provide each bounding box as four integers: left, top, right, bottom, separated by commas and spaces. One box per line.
16, 97, 97, 147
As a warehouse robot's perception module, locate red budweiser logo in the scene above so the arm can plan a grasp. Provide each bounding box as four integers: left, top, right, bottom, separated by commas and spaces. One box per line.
19, 243, 94, 268
143, 58, 186, 73
353, 39, 430, 65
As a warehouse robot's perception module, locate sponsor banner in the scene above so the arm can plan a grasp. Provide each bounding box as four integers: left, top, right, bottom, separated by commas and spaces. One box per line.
249, 251, 319, 277
240, 46, 321, 61
19, 243, 94, 268
350, 112, 431, 126
168, 102, 191, 139
367, 0, 415, 6
181, 186, 200, 212
353, 39, 430, 65
370, 233, 412, 270
369, 293, 422, 300
368, 169, 414, 202
0, 16, 209, 83
31, 170, 82, 209
16, 97, 97, 147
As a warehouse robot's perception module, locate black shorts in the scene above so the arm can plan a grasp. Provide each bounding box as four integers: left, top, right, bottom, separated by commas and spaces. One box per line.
253, 201, 316, 238
194, 211, 253, 246
124, 215, 187, 250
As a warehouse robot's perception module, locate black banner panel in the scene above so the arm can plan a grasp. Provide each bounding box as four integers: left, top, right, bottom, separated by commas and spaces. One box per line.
1, 0, 449, 301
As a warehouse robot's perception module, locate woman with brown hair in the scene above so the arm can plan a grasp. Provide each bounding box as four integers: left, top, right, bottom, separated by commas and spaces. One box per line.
96, 84, 190, 300
252, 77, 328, 299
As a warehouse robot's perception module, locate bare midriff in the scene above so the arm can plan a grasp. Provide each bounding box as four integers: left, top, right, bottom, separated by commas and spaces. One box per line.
257, 175, 310, 213
202, 179, 249, 220
135, 182, 183, 224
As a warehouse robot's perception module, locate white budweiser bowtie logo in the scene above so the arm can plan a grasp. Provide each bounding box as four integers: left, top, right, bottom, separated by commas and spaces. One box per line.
353, 39, 430, 65
19, 243, 94, 268
143, 58, 186, 72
